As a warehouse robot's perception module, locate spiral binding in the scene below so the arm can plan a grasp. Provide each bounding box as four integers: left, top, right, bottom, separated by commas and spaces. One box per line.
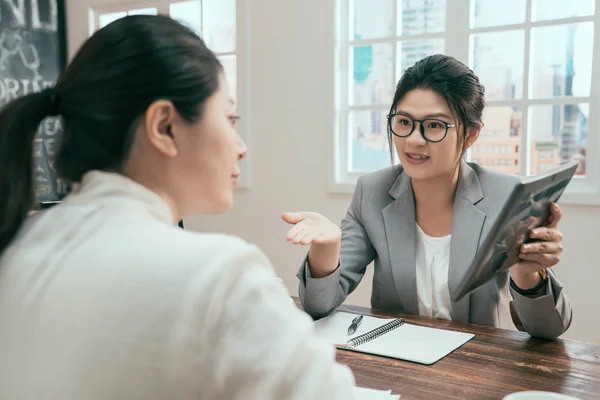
347, 318, 405, 348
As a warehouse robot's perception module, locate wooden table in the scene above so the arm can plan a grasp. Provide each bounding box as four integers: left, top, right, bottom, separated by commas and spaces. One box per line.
295, 299, 600, 399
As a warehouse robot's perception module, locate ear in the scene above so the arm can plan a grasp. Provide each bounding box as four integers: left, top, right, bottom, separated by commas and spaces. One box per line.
463, 124, 482, 150
142, 100, 179, 158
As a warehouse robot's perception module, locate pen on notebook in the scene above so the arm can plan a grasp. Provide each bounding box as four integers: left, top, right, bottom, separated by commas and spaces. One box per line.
347, 315, 363, 335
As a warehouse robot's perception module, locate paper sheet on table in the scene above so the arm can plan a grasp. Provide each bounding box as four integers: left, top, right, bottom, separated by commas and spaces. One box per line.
352, 386, 401, 399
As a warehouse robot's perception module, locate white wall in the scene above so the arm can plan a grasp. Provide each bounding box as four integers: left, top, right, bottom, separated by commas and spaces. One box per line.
65, 0, 600, 344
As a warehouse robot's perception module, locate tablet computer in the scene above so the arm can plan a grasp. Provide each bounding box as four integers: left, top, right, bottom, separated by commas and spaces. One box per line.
452, 161, 579, 301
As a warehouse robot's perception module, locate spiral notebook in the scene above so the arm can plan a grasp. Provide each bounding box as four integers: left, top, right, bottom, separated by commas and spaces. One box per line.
314, 311, 474, 365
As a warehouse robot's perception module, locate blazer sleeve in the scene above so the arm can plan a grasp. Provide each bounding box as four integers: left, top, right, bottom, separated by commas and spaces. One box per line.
297, 176, 376, 319
190, 244, 356, 400
509, 268, 573, 339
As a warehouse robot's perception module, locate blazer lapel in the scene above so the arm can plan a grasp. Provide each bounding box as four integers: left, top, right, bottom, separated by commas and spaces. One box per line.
382, 171, 419, 315
448, 163, 487, 323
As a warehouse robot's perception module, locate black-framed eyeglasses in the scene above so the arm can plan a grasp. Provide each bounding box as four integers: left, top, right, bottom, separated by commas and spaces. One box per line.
387, 112, 456, 143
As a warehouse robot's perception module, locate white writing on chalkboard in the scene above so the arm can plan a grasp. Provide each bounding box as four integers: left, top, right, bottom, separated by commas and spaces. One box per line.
0, 26, 47, 87
37, 116, 61, 135
0, 77, 53, 103
0, 0, 58, 32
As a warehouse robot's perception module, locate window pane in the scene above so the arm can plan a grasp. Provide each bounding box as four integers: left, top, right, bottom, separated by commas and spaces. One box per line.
350, 44, 394, 106
396, 39, 445, 80
471, 0, 526, 28
470, 30, 524, 101
128, 8, 158, 16
99, 12, 126, 29
351, 0, 394, 40
218, 55, 237, 103
170, 1, 202, 36
349, 110, 391, 173
530, 23, 594, 99
529, 104, 587, 176
398, 0, 446, 36
532, 0, 595, 22
474, 106, 522, 174
203, 0, 236, 53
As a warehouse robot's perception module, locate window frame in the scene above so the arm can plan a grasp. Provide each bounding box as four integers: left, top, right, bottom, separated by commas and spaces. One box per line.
334, 0, 600, 205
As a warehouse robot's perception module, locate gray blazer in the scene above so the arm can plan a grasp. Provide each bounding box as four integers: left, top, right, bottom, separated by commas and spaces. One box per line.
298, 162, 572, 339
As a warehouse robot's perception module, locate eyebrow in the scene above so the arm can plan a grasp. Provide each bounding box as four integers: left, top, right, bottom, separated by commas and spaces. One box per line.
427, 112, 453, 120
396, 110, 453, 120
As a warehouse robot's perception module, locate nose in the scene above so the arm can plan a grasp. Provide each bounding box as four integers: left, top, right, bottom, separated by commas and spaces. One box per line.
235, 131, 247, 161
406, 122, 427, 146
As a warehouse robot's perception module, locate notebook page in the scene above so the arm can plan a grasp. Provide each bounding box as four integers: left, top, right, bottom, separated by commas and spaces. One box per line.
313, 311, 396, 346
357, 323, 474, 365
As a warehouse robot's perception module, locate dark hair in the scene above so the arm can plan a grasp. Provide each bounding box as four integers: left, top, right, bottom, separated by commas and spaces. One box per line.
388, 54, 485, 162
0, 15, 222, 254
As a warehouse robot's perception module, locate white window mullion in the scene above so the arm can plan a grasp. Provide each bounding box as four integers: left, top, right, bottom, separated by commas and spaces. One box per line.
389, 0, 398, 167
486, 97, 592, 107
350, 32, 448, 46
334, 0, 351, 187
348, 104, 391, 112
470, 15, 594, 34
92, 0, 168, 15
584, 0, 600, 189
449, 0, 475, 163
93, 10, 101, 33
213, 51, 237, 57
521, 0, 533, 176
445, 0, 470, 64
199, 0, 204, 36
521, 106, 531, 176
586, 1, 600, 189
391, 0, 398, 97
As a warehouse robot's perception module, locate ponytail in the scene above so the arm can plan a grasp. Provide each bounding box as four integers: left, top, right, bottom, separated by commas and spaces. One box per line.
0, 89, 57, 255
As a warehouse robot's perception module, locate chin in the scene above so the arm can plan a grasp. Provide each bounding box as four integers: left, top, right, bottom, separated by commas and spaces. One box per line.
207, 198, 233, 215
187, 194, 234, 216
401, 163, 434, 180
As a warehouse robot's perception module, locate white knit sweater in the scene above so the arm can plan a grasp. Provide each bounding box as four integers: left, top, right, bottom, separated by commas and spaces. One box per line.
0, 171, 355, 399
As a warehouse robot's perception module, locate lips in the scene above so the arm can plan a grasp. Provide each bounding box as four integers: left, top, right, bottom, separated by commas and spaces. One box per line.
406, 153, 430, 160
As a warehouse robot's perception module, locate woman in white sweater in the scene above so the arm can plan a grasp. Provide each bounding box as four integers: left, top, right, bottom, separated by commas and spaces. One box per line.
0, 15, 354, 399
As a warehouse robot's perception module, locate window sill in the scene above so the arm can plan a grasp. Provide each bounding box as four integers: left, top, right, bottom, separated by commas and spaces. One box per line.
329, 178, 600, 206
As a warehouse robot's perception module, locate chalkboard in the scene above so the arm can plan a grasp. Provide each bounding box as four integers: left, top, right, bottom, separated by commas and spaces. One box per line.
0, 0, 67, 202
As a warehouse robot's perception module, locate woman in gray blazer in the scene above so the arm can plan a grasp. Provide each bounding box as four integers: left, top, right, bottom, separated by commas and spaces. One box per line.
283, 55, 572, 340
